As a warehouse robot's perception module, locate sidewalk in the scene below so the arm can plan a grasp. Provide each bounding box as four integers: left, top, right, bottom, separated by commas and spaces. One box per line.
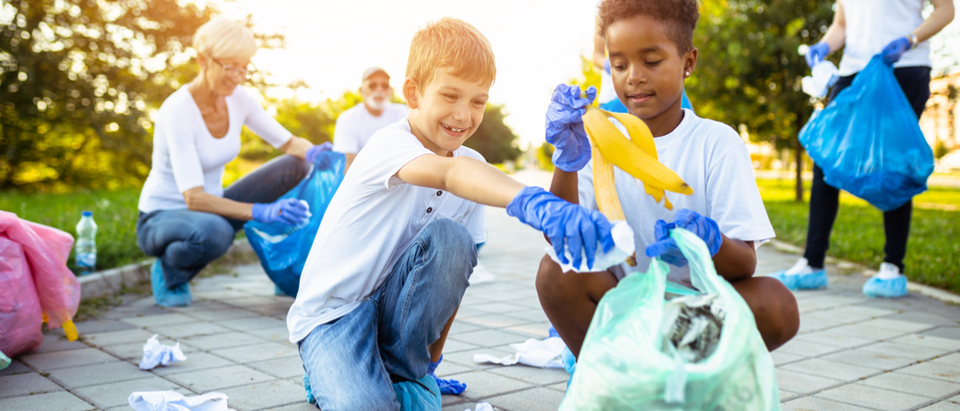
2, 170, 959, 411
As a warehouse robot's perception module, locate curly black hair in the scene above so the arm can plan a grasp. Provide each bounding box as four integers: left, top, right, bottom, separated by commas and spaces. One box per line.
598, 0, 700, 53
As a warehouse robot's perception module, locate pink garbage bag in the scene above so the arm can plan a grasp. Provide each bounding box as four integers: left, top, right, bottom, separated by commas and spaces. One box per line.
0, 237, 43, 356
0, 211, 79, 331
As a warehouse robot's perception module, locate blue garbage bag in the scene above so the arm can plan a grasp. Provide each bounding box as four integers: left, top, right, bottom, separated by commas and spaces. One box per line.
798, 54, 933, 211
244, 151, 345, 297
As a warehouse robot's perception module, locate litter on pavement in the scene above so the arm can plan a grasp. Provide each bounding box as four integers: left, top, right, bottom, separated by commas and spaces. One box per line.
138, 334, 186, 370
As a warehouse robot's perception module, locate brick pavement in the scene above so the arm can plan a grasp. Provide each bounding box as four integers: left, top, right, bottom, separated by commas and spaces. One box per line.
2, 170, 959, 410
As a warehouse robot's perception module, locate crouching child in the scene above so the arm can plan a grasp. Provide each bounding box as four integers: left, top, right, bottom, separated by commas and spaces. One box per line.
287, 18, 614, 411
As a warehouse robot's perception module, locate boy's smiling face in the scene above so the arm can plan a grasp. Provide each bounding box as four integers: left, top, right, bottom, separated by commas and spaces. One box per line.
405, 70, 490, 156
606, 13, 697, 137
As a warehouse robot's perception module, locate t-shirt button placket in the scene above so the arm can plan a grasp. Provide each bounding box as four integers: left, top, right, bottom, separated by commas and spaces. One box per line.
426, 207, 433, 213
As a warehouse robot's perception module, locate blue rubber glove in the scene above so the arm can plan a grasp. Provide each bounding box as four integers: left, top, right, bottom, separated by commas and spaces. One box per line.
545, 84, 597, 172
507, 186, 615, 270
427, 355, 466, 395
805, 42, 830, 68
645, 209, 723, 267
251, 198, 309, 226
882, 36, 911, 64
305, 142, 333, 164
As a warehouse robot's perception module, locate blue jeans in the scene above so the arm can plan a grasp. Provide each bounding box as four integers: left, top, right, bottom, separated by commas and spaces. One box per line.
298, 218, 476, 411
136, 155, 311, 288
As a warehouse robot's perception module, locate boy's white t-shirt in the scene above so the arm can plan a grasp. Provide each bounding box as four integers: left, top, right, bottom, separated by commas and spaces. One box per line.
287, 119, 487, 344
332, 103, 409, 154
137, 86, 292, 213
578, 109, 775, 285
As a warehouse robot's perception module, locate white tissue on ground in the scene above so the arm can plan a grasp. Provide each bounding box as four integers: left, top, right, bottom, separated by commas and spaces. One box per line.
802, 60, 839, 98
474, 336, 566, 369
128, 391, 231, 411
139, 334, 186, 370
468, 261, 495, 285
545, 221, 635, 273
464, 402, 493, 411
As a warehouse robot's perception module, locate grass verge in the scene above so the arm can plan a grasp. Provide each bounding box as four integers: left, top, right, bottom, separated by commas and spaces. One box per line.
758, 179, 960, 294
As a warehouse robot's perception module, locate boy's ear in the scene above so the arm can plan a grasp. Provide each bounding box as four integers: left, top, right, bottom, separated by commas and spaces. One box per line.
683, 47, 698, 78
402, 77, 420, 109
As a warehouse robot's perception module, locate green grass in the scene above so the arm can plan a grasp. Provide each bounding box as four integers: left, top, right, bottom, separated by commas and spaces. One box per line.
0, 189, 142, 275
757, 179, 960, 294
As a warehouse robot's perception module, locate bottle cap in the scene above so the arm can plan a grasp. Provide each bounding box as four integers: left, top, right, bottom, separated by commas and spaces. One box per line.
82, 211, 93, 217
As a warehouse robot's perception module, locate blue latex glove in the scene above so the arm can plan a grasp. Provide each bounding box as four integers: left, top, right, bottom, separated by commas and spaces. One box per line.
645, 209, 723, 267
805, 42, 830, 68
427, 355, 466, 395
251, 198, 309, 226
882, 36, 911, 64
305, 141, 333, 164
507, 186, 615, 270
545, 84, 597, 172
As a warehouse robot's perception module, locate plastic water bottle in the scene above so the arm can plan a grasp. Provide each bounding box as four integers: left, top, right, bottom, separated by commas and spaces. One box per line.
74, 211, 97, 276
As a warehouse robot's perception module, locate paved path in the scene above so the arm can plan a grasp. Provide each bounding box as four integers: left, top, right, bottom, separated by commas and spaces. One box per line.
2, 170, 960, 410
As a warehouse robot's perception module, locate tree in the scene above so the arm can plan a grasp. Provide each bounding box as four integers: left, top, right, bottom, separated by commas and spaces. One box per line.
688, 0, 834, 201
0, 0, 281, 191
463, 104, 522, 164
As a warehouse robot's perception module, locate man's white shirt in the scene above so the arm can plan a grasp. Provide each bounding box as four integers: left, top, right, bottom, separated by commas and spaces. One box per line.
332, 103, 408, 154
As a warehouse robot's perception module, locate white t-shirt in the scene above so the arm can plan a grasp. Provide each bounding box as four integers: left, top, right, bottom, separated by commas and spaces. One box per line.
578, 109, 775, 285
838, 0, 931, 76
331, 103, 409, 154
287, 119, 487, 344
138, 86, 292, 213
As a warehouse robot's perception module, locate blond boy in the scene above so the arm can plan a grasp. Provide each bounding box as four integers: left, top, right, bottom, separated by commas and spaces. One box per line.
287, 18, 614, 410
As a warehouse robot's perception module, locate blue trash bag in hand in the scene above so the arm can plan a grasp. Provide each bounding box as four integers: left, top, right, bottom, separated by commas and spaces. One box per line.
798, 54, 934, 212
244, 151, 346, 297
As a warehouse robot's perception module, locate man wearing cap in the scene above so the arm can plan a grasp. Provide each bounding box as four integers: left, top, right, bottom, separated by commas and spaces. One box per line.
332, 67, 409, 171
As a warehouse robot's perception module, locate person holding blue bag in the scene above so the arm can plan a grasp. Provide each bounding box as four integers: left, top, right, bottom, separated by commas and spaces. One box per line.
771, 0, 954, 298
136, 19, 333, 307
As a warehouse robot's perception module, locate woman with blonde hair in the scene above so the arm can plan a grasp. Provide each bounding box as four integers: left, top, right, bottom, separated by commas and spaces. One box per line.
136, 18, 331, 306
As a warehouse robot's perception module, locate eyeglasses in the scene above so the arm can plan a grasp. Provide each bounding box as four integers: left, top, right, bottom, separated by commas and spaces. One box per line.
209, 55, 257, 79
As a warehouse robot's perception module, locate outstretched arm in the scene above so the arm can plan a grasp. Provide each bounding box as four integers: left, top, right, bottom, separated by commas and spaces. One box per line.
396, 155, 524, 207
915, 0, 955, 43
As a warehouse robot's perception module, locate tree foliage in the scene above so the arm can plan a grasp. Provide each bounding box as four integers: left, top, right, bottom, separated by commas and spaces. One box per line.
0, 0, 281, 192
688, 0, 835, 151
463, 104, 522, 164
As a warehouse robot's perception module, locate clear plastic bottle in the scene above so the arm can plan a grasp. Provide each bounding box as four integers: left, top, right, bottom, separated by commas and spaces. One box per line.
74, 210, 97, 276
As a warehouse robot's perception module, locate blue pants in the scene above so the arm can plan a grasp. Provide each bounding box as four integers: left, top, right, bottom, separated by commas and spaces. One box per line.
298, 219, 476, 411
136, 155, 311, 288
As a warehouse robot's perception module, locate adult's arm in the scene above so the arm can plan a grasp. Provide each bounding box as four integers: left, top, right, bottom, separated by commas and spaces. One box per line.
396, 155, 524, 208
712, 237, 757, 282
914, 0, 955, 43
278, 136, 313, 160
819, 1, 847, 54
182, 187, 254, 220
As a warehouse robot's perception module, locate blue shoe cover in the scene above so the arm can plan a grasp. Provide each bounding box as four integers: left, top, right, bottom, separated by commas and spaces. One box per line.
863, 275, 908, 298
769, 268, 828, 290
151, 260, 192, 307
303, 373, 316, 404
274, 285, 286, 296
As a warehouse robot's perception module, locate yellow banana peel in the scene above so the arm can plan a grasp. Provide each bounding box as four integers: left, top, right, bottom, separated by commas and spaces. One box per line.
582, 106, 693, 216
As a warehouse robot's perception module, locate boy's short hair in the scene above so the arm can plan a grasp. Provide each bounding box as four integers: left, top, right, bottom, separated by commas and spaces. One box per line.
406, 18, 496, 89
598, 0, 699, 54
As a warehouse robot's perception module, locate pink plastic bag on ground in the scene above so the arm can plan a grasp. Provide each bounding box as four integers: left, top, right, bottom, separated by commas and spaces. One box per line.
0, 211, 79, 350
0, 237, 43, 356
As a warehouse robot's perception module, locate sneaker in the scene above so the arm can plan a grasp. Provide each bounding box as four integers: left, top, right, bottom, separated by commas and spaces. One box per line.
151, 259, 192, 307
768, 257, 828, 290
863, 263, 908, 298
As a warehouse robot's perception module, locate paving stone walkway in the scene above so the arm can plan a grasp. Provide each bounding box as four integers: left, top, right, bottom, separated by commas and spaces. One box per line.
2, 170, 959, 411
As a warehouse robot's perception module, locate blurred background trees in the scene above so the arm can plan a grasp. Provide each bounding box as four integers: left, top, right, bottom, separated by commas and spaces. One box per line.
689, 0, 835, 201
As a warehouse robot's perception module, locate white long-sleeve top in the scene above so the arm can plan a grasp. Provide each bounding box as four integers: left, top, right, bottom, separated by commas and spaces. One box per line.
138, 86, 292, 213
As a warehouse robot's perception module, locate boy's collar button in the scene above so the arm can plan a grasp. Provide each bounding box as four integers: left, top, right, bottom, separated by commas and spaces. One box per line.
426, 207, 433, 213
437, 191, 442, 196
